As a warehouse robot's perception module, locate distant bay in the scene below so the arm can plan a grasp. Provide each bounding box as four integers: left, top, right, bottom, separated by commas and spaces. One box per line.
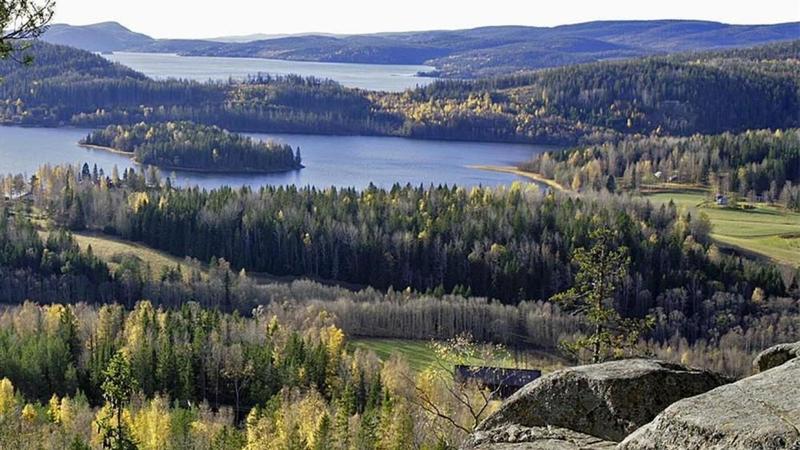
104, 52, 436, 91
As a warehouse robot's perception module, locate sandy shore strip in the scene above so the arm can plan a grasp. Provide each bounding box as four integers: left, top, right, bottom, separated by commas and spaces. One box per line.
468, 165, 566, 191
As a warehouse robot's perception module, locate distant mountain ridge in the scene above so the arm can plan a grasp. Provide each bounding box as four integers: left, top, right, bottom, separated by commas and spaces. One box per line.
206, 32, 347, 43
42, 20, 800, 77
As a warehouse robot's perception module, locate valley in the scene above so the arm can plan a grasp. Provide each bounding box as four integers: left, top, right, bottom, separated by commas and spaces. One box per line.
105, 51, 435, 92
0, 4, 798, 449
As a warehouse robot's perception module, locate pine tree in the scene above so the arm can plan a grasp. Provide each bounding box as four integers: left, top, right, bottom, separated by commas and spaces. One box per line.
551, 229, 653, 362
99, 352, 138, 450
313, 412, 333, 450
294, 147, 303, 167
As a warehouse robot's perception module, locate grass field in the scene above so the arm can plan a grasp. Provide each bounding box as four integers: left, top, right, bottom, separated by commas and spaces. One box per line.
37, 225, 201, 279
349, 338, 566, 373
350, 339, 441, 371
18, 202, 191, 278
644, 190, 800, 268
72, 231, 197, 276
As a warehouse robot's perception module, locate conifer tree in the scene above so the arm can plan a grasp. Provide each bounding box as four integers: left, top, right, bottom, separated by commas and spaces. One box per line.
551, 228, 653, 362
99, 352, 138, 450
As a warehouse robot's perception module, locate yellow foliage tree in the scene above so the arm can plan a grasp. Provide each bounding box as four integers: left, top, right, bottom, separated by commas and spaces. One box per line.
0, 378, 16, 417
131, 396, 172, 450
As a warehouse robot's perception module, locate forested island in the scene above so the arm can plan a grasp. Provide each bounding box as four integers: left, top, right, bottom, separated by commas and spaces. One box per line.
80, 121, 303, 173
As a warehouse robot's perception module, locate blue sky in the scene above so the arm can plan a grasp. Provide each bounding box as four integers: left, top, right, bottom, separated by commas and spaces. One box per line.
53, 0, 800, 38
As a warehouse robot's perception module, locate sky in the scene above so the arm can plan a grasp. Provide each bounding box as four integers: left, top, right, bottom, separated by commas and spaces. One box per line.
52, 0, 800, 38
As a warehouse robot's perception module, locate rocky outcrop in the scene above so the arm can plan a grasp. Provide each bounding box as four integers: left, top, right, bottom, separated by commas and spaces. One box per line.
619, 357, 800, 450
464, 424, 617, 449
477, 359, 728, 442
753, 341, 800, 372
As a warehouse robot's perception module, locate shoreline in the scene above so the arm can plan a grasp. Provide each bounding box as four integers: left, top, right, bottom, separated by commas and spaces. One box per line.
79, 143, 135, 157
468, 165, 566, 192
79, 143, 303, 175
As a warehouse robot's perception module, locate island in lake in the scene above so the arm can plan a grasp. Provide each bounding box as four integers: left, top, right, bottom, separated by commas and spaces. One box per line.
80, 121, 303, 173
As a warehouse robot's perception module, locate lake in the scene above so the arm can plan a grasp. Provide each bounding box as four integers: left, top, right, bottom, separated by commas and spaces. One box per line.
105, 52, 435, 92
0, 126, 551, 190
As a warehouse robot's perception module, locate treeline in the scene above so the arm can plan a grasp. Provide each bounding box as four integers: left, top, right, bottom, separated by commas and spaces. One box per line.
1, 41, 798, 145
81, 121, 302, 173
0, 42, 393, 134
421, 40, 800, 94
521, 129, 800, 209
0, 42, 223, 125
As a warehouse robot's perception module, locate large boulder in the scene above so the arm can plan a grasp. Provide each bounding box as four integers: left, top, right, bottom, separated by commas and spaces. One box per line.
619, 358, 800, 450
477, 359, 728, 442
753, 341, 800, 372
463, 424, 616, 450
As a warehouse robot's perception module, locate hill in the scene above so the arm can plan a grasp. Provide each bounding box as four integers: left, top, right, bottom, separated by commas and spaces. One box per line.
40, 20, 800, 77
41, 21, 154, 53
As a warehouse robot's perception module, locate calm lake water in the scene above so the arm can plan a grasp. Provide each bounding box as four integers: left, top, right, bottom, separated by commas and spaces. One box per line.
0, 126, 550, 190
105, 52, 435, 92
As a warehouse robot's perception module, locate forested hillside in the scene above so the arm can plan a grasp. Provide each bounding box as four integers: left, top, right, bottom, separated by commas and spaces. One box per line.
42, 21, 154, 53
81, 121, 303, 173
1, 162, 799, 449
522, 129, 800, 209
397, 41, 800, 142
1, 41, 798, 145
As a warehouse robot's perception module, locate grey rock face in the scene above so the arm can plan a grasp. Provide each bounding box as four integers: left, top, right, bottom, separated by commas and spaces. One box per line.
753, 341, 800, 373
463, 424, 617, 450
619, 358, 800, 450
477, 359, 728, 442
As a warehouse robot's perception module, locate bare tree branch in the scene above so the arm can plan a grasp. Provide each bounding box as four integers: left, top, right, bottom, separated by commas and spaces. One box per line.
1, 0, 56, 62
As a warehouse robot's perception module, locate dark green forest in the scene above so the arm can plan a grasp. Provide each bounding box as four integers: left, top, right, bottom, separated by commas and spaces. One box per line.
1, 188, 798, 371
20, 164, 790, 335
81, 121, 302, 173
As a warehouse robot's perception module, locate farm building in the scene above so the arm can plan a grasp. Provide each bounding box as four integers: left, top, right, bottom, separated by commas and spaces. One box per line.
454, 365, 542, 398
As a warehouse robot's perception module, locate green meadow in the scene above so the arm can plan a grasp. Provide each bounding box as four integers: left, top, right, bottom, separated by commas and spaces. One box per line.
645, 190, 800, 268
